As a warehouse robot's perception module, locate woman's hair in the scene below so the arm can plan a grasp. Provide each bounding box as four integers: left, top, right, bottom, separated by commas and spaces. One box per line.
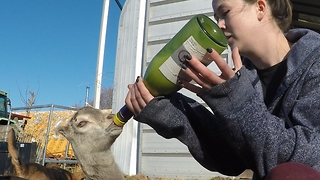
244, 0, 292, 32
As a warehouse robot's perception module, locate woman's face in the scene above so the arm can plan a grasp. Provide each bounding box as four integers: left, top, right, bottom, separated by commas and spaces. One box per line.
212, 0, 261, 54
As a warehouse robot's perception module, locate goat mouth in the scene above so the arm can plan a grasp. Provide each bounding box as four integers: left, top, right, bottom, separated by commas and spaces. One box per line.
106, 122, 118, 131
57, 128, 66, 136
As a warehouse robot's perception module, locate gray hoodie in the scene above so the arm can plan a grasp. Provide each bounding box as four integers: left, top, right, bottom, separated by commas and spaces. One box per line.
134, 28, 320, 180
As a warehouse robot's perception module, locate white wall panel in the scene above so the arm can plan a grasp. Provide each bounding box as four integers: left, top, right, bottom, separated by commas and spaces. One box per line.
138, 0, 232, 178
112, 0, 147, 175
114, 0, 233, 178
141, 129, 189, 153
141, 155, 226, 179
149, 1, 212, 20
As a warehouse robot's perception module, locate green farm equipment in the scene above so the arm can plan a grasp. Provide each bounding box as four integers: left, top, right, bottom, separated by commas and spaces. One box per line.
0, 90, 14, 126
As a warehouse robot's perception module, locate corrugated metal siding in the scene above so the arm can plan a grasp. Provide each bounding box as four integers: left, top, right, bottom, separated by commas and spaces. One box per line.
145, 0, 231, 105
139, 125, 227, 179
112, 0, 147, 175
113, 0, 234, 178
139, 0, 233, 179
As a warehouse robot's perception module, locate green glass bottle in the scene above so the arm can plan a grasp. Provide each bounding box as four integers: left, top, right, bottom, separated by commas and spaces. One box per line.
114, 14, 228, 126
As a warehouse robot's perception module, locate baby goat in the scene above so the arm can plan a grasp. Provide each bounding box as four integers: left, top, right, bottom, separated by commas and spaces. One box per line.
56, 106, 124, 180
7, 128, 80, 180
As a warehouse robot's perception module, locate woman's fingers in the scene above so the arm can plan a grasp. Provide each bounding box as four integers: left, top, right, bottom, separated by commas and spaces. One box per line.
183, 54, 223, 86
207, 48, 235, 79
179, 78, 204, 94
125, 84, 135, 114
181, 64, 212, 89
180, 47, 242, 92
125, 83, 141, 115
125, 77, 154, 115
232, 47, 242, 71
136, 77, 154, 103
133, 83, 146, 111
130, 84, 141, 115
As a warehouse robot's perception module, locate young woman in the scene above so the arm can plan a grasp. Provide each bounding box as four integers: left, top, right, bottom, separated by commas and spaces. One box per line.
125, 0, 320, 179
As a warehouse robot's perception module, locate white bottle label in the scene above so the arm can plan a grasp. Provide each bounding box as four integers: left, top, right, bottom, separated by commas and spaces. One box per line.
159, 36, 212, 84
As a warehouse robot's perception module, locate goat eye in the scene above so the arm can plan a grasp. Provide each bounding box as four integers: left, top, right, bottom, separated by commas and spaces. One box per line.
77, 121, 87, 128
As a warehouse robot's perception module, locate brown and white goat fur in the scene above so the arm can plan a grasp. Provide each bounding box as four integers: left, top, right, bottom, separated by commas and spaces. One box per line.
7, 128, 80, 180
56, 106, 124, 180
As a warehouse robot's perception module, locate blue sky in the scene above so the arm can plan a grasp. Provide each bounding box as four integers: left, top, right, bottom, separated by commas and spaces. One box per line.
0, 0, 125, 107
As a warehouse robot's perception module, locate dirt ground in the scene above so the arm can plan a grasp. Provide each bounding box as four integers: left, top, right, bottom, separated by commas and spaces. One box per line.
1, 173, 252, 180
1, 166, 253, 180
124, 169, 253, 180
125, 174, 252, 180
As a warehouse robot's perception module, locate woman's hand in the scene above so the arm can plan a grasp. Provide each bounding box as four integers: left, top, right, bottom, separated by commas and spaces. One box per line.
125, 77, 154, 116
180, 47, 242, 93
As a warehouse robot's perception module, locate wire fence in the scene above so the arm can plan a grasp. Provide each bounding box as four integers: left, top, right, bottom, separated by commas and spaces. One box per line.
10, 104, 78, 166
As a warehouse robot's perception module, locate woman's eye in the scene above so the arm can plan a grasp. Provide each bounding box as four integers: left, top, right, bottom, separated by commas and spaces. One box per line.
214, 14, 220, 22
222, 10, 230, 17
214, 10, 229, 22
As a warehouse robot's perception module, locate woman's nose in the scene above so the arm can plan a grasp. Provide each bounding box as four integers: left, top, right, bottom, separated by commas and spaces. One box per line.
217, 19, 226, 29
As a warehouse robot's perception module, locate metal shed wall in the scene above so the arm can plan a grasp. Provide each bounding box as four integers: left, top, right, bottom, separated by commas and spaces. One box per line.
113, 0, 233, 179
139, 0, 232, 179
112, 0, 147, 175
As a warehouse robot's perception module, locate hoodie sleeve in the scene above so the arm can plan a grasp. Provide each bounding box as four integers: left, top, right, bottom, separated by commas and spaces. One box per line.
134, 93, 247, 176
198, 58, 320, 179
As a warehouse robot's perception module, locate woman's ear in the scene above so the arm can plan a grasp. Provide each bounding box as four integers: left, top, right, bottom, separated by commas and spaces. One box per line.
256, 0, 267, 21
